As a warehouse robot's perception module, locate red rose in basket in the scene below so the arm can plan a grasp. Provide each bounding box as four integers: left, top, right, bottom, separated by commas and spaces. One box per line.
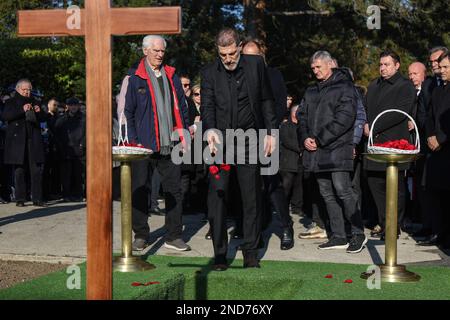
121, 142, 146, 148
373, 139, 416, 150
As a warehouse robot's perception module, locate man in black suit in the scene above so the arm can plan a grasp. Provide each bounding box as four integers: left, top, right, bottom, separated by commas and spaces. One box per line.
413, 46, 448, 239
201, 28, 277, 270
417, 52, 450, 247
241, 37, 294, 250
363, 50, 416, 239
2, 79, 48, 207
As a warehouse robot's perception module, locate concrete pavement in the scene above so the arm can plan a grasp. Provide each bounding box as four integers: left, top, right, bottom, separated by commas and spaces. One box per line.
0, 200, 446, 266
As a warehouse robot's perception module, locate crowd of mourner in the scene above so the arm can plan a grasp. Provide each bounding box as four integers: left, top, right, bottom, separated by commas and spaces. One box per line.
0, 28, 449, 270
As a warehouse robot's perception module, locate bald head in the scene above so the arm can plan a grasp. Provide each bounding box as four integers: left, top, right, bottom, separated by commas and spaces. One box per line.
408, 62, 426, 89
243, 41, 262, 56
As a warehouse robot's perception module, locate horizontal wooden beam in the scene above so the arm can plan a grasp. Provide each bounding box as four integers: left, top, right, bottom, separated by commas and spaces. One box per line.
17, 7, 181, 37
17, 9, 85, 37
110, 7, 181, 35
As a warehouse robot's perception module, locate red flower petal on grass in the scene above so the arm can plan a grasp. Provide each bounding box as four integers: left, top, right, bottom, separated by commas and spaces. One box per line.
324, 274, 333, 279
209, 166, 219, 175
344, 279, 353, 283
131, 282, 142, 286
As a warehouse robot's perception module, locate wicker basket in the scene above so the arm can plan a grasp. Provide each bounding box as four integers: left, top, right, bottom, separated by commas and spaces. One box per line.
112, 112, 153, 155
367, 109, 420, 154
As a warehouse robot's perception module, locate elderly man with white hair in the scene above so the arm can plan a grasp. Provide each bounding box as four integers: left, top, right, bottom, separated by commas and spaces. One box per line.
124, 35, 190, 252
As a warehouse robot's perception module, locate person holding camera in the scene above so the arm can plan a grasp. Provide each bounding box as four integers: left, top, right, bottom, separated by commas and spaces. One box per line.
2, 79, 48, 207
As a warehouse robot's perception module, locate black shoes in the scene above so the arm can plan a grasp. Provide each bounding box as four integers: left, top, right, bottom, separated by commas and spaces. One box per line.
412, 228, 432, 239
33, 201, 48, 207
230, 227, 243, 240
212, 255, 228, 271
16, 201, 25, 207
149, 206, 165, 216
318, 237, 349, 250
280, 227, 294, 250
416, 234, 440, 246
346, 234, 368, 253
243, 251, 260, 268
205, 228, 212, 240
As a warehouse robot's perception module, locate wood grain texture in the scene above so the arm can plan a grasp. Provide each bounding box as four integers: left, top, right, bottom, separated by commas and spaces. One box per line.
17, 9, 85, 36
110, 7, 181, 35
85, 0, 112, 300
17, 1, 182, 301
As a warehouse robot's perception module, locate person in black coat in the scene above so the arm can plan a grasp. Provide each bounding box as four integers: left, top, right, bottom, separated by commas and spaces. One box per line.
55, 97, 86, 202
201, 28, 277, 270
279, 104, 304, 217
416, 52, 450, 247
2, 79, 48, 207
363, 50, 416, 238
240, 37, 294, 250
298, 51, 366, 253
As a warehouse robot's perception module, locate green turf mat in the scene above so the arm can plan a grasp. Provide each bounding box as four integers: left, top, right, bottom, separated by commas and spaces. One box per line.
1, 255, 450, 300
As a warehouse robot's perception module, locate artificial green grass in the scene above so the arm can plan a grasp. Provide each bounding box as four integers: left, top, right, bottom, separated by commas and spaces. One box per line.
1, 255, 450, 300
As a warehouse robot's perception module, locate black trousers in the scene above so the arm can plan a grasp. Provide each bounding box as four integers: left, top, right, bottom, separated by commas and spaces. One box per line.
0, 148, 12, 201
60, 158, 83, 199
132, 156, 182, 241
14, 141, 43, 202
208, 164, 263, 258
367, 170, 406, 229
43, 149, 61, 200
280, 168, 304, 214
263, 173, 292, 229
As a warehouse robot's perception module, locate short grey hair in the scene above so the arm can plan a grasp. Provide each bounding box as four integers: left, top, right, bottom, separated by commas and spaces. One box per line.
15, 79, 32, 90
142, 35, 167, 49
310, 50, 333, 64
429, 46, 448, 56
215, 28, 240, 47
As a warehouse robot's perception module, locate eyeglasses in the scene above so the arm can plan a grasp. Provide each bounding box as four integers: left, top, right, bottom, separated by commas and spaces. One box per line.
193, 92, 200, 96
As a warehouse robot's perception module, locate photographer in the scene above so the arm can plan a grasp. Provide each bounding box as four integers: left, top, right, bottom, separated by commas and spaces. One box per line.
2, 79, 48, 207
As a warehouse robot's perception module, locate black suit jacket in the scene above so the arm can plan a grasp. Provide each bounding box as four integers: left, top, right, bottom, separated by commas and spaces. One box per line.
364, 72, 416, 171
200, 55, 277, 133
2, 94, 47, 165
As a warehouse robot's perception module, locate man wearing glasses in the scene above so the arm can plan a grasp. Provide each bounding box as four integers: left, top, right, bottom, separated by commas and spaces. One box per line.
180, 75, 192, 98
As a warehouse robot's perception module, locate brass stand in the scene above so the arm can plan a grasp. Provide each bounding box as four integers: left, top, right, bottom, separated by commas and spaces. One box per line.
361, 154, 421, 282
113, 154, 155, 272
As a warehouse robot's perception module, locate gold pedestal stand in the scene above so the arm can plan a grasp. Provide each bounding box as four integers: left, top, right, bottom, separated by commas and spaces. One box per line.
113, 154, 155, 272
361, 154, 421, 283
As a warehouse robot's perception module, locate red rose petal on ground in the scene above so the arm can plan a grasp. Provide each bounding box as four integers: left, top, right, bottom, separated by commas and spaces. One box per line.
131, 282, 143, 286
344, 279, 353, 283
325, 274, 333, 279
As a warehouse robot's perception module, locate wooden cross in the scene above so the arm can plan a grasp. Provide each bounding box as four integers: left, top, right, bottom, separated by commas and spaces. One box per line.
17, 0, 181, 300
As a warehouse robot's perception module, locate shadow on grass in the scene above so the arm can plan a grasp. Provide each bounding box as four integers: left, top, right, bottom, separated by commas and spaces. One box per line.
0, 204, 86, 227
165, 259, 243, 300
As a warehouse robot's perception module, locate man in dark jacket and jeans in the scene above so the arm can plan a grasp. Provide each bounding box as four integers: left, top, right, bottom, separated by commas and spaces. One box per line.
299, 51, 366, 253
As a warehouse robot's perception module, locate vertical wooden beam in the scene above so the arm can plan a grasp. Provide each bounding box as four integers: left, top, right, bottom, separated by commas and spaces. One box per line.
85, 0, 112, 300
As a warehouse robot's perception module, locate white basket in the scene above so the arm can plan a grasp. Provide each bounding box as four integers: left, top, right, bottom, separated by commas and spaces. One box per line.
367, 109, 420, 154
112, 112, 153, 155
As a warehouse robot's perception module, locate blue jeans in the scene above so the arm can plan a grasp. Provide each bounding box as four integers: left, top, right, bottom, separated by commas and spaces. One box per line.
316, 171, 364, 239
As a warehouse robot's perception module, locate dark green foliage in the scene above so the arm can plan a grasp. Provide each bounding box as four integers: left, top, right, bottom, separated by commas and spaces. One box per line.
0, 0, 449, 101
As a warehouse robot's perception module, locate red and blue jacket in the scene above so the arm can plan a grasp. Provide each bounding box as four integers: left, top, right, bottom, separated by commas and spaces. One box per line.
124, 58, 189, 152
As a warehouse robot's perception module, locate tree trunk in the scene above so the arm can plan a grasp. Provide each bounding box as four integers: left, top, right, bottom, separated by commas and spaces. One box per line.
243, 0, 266, 41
